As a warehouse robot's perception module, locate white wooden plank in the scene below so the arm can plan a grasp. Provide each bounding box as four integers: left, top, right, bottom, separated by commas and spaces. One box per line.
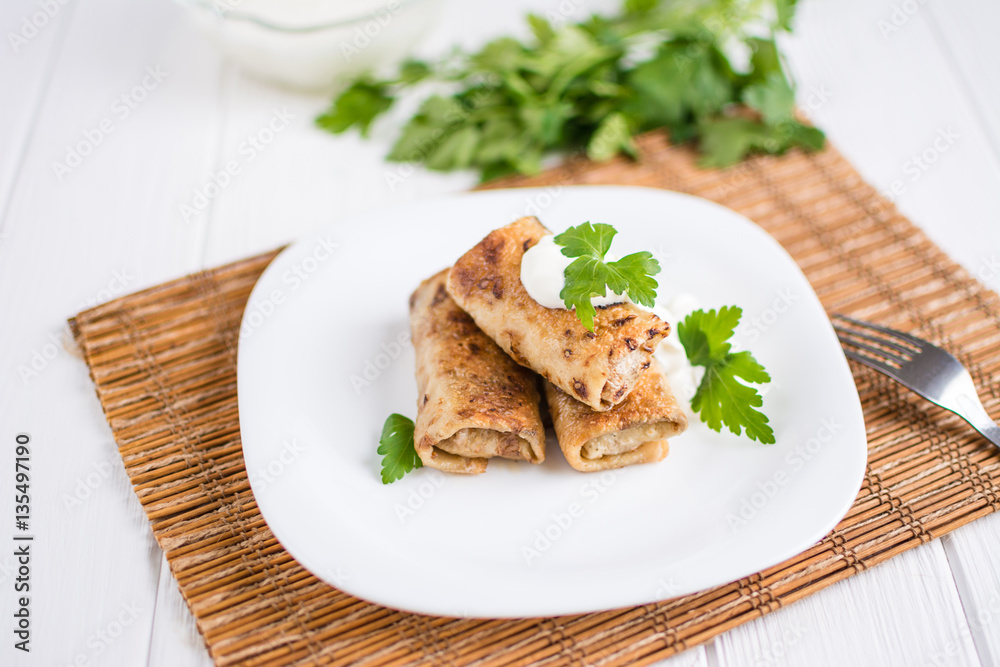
651, 646, 710, 667
146, 555, 214, 667
942, 515, 1000, 667
781, 0, 1000, 294
714, 543, 981, 667
197, 66, 476, 267
0, 0, 223, 664
925, 0, 1000, 162
913, 4, 1000, 666
0, 0, 72, 220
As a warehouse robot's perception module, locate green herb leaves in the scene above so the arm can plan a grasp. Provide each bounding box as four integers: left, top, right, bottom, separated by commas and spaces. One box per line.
316, 0, 823, 179
377, 414, 422, 484
587, 113, 638, 161
553, 220, 616, 257
316, 80, 393, 137
678, 307, 775, 444
554, 222, 660, 331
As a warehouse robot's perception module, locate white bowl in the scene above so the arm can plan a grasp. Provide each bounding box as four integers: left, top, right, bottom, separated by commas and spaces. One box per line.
176, 0, 445, 91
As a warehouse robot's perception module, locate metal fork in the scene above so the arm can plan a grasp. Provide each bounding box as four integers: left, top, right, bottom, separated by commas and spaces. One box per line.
832, 314, 1000, 448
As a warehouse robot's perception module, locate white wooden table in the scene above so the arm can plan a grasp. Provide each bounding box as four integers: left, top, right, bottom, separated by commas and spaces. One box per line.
2, 0, 999, 664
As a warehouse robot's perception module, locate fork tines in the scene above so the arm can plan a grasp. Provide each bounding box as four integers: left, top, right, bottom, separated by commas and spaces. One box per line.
831, 313, 925, 369
829, 314, 1000, 448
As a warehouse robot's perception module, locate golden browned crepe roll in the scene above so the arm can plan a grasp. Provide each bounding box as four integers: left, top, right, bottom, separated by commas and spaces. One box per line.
410, 270, 546, 474
545, 360, 687, 472
447, 217, 669, 412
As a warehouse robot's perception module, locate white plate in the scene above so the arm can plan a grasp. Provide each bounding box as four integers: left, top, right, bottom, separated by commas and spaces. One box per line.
237, 186, 867, 618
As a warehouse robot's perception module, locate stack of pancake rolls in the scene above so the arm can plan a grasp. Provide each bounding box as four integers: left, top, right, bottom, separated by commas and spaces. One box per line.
409, 216, 687, 474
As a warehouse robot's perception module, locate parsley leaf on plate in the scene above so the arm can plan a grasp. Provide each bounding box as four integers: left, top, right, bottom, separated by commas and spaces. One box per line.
377, 414, 422, 484
554, 222, 660, 331
555, 220, 617, 258
678, 307, 775, 444
560, 256, 608, 333
604, 250, 660, 308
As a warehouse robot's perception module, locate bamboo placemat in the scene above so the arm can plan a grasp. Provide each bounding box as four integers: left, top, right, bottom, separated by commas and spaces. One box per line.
70, 132, 1000, 666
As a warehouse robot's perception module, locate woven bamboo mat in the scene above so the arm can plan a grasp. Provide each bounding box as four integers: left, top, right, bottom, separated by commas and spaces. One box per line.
70, 132, 1000, 666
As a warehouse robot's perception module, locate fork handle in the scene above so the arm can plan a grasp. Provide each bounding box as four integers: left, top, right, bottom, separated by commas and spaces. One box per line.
956, 396, 1000, 449
972, 420, 1000, 449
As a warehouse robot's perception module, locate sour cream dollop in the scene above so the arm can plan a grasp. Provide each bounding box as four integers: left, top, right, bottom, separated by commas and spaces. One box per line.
520, 235, 630, 309
652, 296, 705, 418
520, 233, 703, 415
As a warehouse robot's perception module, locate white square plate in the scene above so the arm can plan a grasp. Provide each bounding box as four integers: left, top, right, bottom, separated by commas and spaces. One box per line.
237, 186, 867, 618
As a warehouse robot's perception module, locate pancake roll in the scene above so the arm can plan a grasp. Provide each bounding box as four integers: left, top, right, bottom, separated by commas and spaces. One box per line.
410, 270, 546, 474
447, 216, 668, 412
544, 359, 687, 471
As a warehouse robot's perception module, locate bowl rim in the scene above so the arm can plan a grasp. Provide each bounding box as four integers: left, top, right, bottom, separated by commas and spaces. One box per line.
174, 0, 433, 33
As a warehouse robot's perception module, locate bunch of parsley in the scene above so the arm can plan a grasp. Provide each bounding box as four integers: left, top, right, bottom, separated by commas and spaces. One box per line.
318, 0, 822, 179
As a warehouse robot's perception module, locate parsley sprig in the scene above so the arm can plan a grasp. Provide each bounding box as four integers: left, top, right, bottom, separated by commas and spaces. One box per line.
554, 222, 660, 331
377, 414, 422, 484
678, 306, 775, 444
317, 0, 822, 180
